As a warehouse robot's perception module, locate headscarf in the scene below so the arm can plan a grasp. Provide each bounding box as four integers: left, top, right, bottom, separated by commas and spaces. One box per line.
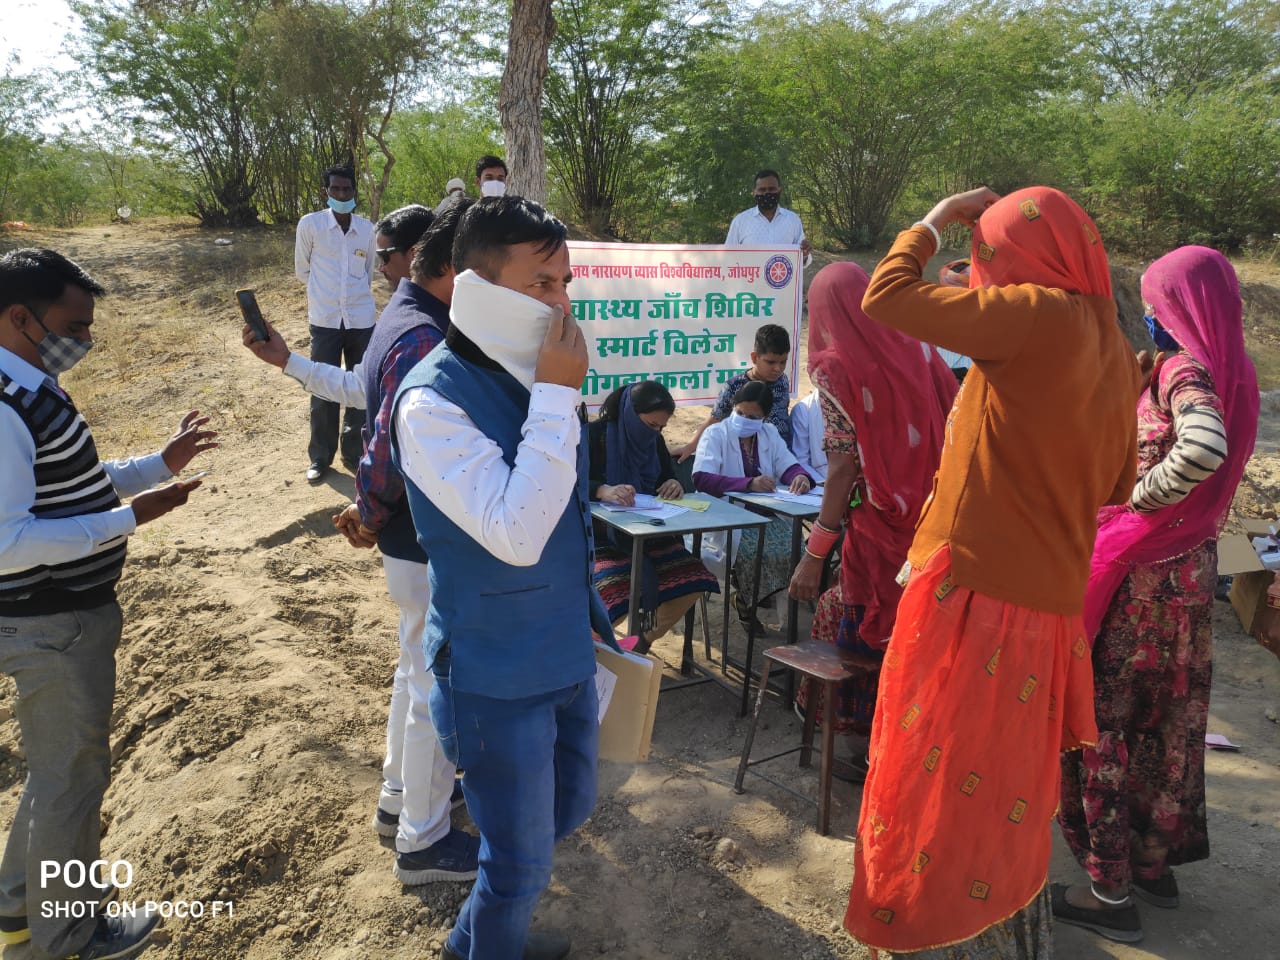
603, 383, 664, 628
970, 187, 1112, 298
807, 262, 958, 648
604, 384, 661, 495
1083, 246, 1259, 635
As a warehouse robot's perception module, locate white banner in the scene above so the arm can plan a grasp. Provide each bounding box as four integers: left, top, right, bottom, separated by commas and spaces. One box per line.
565, 241, 804, 409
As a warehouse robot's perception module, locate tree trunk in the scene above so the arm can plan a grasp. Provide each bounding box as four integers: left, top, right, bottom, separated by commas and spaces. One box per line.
500, 0, 555, 204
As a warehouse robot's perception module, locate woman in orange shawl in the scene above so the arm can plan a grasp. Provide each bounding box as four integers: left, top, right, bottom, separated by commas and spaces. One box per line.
847, 187, 1140, 958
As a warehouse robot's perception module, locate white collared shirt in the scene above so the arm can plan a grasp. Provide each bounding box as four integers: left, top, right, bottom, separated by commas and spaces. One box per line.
725, 205, 807, 247
394, 382, 581, 568
0, 347, 170, 573
294, 209, 377, 329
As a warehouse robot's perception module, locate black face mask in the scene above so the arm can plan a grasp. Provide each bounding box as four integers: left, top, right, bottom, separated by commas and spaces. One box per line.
755, 192, 780, 212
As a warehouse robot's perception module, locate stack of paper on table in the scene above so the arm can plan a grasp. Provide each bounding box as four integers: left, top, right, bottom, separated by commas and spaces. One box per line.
594, 641, 662, 763
597, 493, 690, 521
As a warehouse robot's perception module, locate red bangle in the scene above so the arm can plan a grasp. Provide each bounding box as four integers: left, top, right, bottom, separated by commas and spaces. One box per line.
806, 523, 840, 559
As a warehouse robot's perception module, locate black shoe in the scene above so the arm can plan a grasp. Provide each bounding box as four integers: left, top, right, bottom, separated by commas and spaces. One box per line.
1050, 882, 1142, 943
305, 461, 328, 484
394, 827, 480, 885
1, 888, 119, 946
65, 913, 160, 960
372, 806, 399, 838
341, 456, 360, 472
439, 928, 571, 960
1133, 871, 1179, 909
832, 753, 870, 784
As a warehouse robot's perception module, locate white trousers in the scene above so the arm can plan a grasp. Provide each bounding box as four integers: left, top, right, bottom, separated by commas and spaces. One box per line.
380, 554, 456, 852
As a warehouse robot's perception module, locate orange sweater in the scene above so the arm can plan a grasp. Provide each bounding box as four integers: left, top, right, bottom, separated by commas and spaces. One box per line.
862, 227, 1139, 614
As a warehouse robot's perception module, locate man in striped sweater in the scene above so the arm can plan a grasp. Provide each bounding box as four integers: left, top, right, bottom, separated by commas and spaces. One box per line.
0, 249, 215, 960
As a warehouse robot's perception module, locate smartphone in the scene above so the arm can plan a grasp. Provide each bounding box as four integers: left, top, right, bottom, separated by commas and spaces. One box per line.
235, 288, 269, 343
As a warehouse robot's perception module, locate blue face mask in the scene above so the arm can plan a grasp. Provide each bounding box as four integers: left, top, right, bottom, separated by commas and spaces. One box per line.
327, 196, 357, 215
1143, 314, 1180, 352
728, 412, 764, 438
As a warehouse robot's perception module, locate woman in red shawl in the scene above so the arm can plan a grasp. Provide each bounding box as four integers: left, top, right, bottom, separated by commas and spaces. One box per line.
846, 186, 1140, 959
1054, 247, 1259, 942
789, 262, 957, 781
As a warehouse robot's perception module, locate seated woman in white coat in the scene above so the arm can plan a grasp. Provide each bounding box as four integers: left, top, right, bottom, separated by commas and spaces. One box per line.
693, 379, 814, 625
789, 389, 828, 483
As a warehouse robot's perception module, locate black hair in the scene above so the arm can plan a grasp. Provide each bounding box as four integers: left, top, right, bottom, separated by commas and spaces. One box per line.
411, 196, 475, 280
732, 379, 773, 415
322, 164, 356, 188
375, 204, 434, 253
753, 169, 781, 188
452, 196, 568, 278
597, 380, 676, 423
754, 323, 790, 355
0, 248, 106, 313
475, 155, 508, 180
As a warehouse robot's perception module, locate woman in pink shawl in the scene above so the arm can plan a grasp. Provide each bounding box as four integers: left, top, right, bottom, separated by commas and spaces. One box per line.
789, 261, 957, 779
1054, 247, 1259, 943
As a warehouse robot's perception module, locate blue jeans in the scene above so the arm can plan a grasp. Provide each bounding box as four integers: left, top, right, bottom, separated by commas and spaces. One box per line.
429, 655, 598, 959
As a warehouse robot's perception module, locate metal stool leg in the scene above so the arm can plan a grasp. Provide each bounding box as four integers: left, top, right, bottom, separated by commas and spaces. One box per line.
700, 594, 711, 660
734, 658, 775, 794
798, 675, 818, 768
817, 679, 837, 835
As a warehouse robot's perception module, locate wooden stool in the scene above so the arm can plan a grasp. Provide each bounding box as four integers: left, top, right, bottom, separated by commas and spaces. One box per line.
733, 641, 858, 835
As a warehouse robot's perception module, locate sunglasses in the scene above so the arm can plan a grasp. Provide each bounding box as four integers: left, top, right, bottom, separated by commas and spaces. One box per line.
375, 246, 400, 265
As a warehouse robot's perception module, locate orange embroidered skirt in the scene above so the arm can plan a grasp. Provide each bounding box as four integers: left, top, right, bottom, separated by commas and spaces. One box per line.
846, 546, 1097, 953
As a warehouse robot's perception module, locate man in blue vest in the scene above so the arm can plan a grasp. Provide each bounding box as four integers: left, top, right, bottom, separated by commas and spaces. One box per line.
0, 248, 215, 959
243, 201, 480, 886
392, 197, 610, 960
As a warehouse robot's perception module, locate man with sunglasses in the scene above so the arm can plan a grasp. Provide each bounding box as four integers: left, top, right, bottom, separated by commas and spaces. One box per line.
294, 163, 377, 484
245, 200, 480, 887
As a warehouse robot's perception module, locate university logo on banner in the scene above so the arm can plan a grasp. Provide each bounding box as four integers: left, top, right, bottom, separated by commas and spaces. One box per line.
566, 242, 804, 409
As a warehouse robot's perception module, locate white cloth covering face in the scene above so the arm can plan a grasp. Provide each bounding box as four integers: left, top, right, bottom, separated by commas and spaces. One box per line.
448, 269, 558, 392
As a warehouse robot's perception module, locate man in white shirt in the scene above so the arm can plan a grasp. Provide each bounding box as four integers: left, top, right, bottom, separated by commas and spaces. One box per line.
725, 168, 813, 264
392, 197, 609, 960
294, 164, 377, 483
0, 248, 215, 960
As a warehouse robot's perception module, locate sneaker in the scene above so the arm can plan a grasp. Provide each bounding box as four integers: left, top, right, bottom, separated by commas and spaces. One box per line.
1, 887, 119, 946
65, 913, 160, 960
1132, 871, 1179, 909
394, 827, 480, 885
372, 806, 399, 838
305, 461, 328, 484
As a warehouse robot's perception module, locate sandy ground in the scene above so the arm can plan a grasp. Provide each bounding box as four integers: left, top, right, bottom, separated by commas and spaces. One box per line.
0, 222, 1277, 960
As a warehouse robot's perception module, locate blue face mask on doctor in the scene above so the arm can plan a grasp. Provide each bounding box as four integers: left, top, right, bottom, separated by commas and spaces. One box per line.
1143, 313, 1180, 353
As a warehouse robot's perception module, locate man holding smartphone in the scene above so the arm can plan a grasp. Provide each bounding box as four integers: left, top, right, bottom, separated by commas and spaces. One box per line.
294, 164, 377, 483
245, 201, 480, 887
0, 249, 216, 959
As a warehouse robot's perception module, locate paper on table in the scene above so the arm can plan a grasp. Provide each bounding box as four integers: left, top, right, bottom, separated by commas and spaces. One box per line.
669, 496, 711, 512
755, 487, 824, 506
599, 494, 690, 521
595, 662, 618, 723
